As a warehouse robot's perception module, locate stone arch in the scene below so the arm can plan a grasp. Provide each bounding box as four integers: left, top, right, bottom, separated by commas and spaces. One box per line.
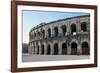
71, 42, 77, 55
53, 43, 59, 55
71, 23, 76, 34
54, 27, 58, 37
62, 42, 67, 55
81, 39, 89, 45
61, 25, 67, 36
81, 40, 89, 55
47, 44, 51, 55
48, 28, 51, 38
81, 22, 87, 32
38, 31, 40, 36
34, 32, 36, 37
70, 39, 79, 45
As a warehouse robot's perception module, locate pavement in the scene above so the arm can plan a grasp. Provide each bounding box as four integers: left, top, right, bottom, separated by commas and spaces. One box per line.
22, 54, 90, 62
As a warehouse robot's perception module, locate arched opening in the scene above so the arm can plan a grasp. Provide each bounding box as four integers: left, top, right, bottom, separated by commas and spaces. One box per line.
81, 22, 87, 32
34, 33, 36, 37
41, 45, 44, 55
62, 43, 67, 55
71, 24, 76, 34
37, 45, 39, 54
48, 28, 51, 38
54, 43, 58, 55
38, 31, 40, 36
54, 27, 58, 37
71, 42, 77, 55
42, 30, 45, 38
82, 42, 89, 55
47, 44, 51, 55
61, 25, 67, 36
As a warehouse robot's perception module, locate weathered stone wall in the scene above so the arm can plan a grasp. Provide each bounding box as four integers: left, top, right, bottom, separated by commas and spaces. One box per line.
28, 15, 90, 55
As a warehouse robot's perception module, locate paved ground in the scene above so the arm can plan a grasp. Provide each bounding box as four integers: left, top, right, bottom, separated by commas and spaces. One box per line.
22, 54, 90, 62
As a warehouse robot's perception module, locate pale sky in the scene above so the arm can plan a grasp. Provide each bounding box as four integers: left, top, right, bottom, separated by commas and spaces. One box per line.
22, 10, 89, 43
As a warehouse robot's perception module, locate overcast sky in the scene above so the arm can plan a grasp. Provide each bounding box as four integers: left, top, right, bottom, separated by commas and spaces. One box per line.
22, 10, 89, 43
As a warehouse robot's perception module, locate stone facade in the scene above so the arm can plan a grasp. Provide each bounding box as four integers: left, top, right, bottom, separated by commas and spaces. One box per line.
28, 15, 90, 55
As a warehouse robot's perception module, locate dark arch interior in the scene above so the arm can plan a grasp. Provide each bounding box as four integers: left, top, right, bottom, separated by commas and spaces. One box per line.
38, 32, 40, 36
82, 42, 88, 48
34, 33, 36, 37
41, 45, 44, 55
71, 42, 77, 48
54, 43, 58, 55
48, 28, 51, 38
47, 44, 51, 55
82, 42, 89, 55
71, 42, 77, 55
42, 30, 45, 38
61, 25, 66, 36
81, 22, 87, 32
62, 43, 67, 55
37, 45, 39, 54
71, 24, 76, 34
54, 27, 58, 37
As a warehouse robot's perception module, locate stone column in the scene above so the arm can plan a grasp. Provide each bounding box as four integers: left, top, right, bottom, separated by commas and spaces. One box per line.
45, 27, 48, 38
67, 21, 71, 34
34, 42, 37, 55
38, 42, 41, 55
58, 24, 62, 36
51, 25, 54, 37
35, 30, 37, 41
44, 42, 47, 55
58, 41, 62, 55
67, 44, 71, 55
33, 46, 34, 54
88, 18, 90, 32
32, 47, 34, 54
50, 43, 53, 55
46, 28, 49, 38
77, 19, 81, 32
77, 44, 82, 55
